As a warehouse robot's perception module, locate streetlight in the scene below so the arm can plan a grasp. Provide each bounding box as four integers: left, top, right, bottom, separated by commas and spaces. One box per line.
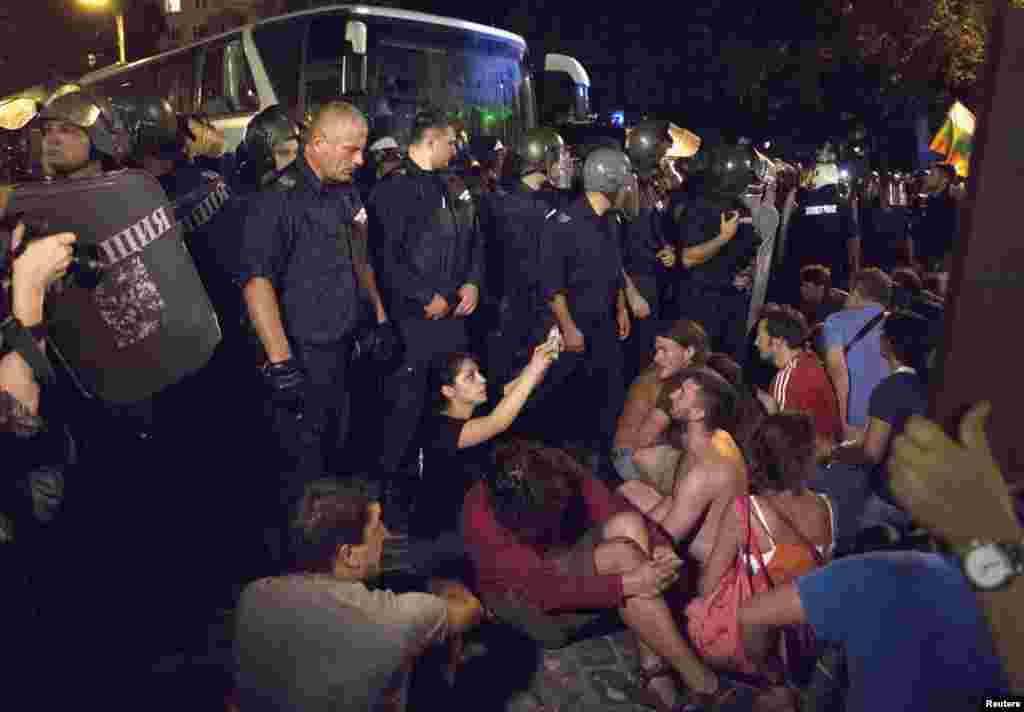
77, 0, 126, 65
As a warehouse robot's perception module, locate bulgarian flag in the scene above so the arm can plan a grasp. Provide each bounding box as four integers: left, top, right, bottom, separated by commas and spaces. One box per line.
929, 101, 976, 177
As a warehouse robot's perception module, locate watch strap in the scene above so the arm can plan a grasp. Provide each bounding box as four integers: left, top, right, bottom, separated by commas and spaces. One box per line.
1, 315, 56, 386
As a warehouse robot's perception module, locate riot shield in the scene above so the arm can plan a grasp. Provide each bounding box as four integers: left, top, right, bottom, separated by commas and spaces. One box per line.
6, 170, 222, 403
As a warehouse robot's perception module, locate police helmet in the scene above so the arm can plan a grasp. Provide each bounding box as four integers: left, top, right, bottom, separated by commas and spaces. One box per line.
583, 147, 632, 194
110, 95, 180, 159
243, 105, 301, 167
38, 88, 131, 163
626, 120, 671, 177
520, 127, 564, 171
697, 143, 758, 202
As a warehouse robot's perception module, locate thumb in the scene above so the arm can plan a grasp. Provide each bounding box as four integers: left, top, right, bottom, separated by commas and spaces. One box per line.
959, 401, 994, 456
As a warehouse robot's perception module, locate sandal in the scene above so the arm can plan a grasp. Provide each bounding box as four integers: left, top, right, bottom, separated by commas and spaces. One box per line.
630, 662, 686, 712
678, 676, 757, 712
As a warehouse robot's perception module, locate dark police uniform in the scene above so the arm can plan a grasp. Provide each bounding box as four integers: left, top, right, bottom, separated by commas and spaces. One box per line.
777, 183, 859, 304
239, 152, 362, 496
481, 179, 565, 384
677, 196, 760, 361
538, 195, 627, 452
909, 190, 959, 271
368, 159, 484, 476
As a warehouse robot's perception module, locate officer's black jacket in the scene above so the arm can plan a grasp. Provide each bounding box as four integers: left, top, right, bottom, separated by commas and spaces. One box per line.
539, 195, 626, 327
367, 159, 484, 320
785, 184, 858, 285
911, 190, 959, 263
237, 152, 360, 345
682, 194, 761, 292
621, 176, 672, 281
485, 179, 563, 309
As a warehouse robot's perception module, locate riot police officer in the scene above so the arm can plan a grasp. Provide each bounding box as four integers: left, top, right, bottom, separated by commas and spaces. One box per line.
623, 120, 678, 318
234, 104, 302, 195
483, 127, 572, 386
538, 146, 632, 456
37, 89, 130, 180
239, 101, 368, 510
367, 108, 484, 499
774, 143, 860, 305
676, 143, 757, 360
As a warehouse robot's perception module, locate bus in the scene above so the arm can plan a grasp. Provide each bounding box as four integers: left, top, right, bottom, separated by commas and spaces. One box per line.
55, 4, 589, 155
539, 53, 592, 125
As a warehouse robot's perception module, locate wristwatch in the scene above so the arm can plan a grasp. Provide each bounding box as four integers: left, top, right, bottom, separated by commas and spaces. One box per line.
959, 539, 1024, 591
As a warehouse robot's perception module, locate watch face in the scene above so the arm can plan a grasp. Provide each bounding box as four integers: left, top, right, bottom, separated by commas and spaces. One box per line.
965, 545, 1013, 590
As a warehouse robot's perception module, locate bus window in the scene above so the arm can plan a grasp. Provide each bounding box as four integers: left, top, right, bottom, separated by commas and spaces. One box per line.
365, 18, 526, 148
251, 17, 306, 111
305, 12, 347, 109
199, 45, 233, 115
155, 50, 197, 114
226, 40, 261, 113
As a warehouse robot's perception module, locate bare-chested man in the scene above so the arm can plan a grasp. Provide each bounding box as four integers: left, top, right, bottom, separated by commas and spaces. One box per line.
618, 369, 748, 565
612, 320, 709, 491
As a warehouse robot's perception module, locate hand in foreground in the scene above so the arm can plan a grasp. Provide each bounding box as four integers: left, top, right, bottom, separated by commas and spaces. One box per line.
888, 402, 1020, 546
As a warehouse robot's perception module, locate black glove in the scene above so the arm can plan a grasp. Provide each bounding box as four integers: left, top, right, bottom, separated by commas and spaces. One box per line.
262, 359, 305, 415
370, 321, 400, 364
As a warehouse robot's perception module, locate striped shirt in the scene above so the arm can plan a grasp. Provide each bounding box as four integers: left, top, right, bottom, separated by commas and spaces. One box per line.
771, 351, 842, 444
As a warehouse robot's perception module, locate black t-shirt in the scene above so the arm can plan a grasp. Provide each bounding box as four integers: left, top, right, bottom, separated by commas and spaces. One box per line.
868, 369, 928, 493
416, 414, 494, 538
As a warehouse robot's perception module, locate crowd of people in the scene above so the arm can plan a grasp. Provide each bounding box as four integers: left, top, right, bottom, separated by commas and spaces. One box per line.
1, 86, 1020, 711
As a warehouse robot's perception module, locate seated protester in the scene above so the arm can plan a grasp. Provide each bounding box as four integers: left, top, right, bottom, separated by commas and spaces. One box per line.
706, 352, 767, 456
462, 439, 750, 710
831, 311, 930, 512
618, 370, 748, 568
797, 264, 846, 327
689, 413, 832, 689
737, 551, 1007, 711
612, 319, 710, 487
409, 343, 557, 565
820, 268, 892, 441
754, 304, 842, 459
235, 478, 484, 712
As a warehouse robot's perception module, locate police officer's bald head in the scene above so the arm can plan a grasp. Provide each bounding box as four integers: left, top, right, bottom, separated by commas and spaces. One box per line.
305, 102, 368, 184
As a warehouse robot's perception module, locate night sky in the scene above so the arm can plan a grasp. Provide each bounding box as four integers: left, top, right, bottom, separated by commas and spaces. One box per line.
1, 0, 914, 160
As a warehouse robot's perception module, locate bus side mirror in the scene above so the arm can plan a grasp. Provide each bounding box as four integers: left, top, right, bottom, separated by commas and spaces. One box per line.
346, 21, 367, 55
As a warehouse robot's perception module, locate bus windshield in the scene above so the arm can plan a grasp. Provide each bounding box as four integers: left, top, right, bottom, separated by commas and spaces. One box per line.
252, 9, 533, 147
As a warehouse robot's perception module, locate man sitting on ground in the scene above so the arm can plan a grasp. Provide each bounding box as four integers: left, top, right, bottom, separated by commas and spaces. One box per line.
235, 478, 484, 711
754, 303, 842, 460
462, 439, 747, 709
612, 319, 709, 491
618, 370, 748, 567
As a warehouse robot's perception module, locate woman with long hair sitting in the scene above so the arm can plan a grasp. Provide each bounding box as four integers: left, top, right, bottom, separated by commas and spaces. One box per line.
406, 342, 558, 574
686, 412, 834, 698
